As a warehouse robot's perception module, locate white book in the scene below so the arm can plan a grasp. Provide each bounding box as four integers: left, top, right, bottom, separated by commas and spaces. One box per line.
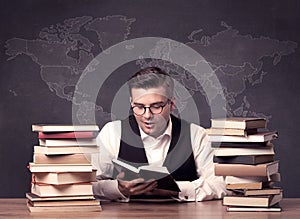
32, 124, 99, 132
209, 131, 278, 142
225, 173, 281, 184
34, 146, 99, 155
211, 117, 266, 129
214, 146, 274, 156
39, 139, 97, 146
31, 183, 93, 197
28, 163, 94, 172
226, 206, 281, 212
223, 192, 282, 207
32, 170, 97, 185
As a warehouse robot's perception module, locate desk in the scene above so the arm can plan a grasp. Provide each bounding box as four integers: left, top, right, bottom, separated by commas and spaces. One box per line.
0, 198, 299, 218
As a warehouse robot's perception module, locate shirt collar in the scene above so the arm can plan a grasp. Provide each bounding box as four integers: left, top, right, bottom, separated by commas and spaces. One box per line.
139, 116, 172, 141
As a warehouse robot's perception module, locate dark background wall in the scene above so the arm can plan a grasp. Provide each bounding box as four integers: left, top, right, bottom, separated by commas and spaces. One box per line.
1, 0, 299, 198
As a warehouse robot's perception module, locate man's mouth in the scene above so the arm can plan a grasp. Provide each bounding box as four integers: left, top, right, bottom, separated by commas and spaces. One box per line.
144, 121, 154, 128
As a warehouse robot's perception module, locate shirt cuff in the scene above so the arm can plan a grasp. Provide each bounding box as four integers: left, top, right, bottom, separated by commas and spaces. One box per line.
92, 179, 129, 202
176, 181, 197, 201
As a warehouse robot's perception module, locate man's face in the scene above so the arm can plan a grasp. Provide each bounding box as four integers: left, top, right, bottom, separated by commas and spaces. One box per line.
130, 87, 175, 138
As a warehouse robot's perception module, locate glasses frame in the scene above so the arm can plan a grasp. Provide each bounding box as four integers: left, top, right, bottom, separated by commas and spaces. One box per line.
131, 100, 171, 116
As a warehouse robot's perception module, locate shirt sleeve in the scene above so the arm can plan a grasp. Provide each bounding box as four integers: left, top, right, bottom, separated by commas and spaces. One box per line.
91, 121, 129, 201
176, 124, 231, 202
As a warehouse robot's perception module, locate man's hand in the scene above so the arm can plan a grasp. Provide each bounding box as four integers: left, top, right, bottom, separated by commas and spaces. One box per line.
117, 172, 158, 197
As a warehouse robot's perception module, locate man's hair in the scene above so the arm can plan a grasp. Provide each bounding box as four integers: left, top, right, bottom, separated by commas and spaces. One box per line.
127, 67, 174, 98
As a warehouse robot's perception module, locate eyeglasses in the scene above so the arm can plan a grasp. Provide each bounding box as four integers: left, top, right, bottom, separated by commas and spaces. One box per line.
132, 100, 171, 116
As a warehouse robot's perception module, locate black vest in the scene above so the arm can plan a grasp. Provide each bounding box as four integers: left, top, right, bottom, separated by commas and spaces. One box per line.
115, 115, 198, 181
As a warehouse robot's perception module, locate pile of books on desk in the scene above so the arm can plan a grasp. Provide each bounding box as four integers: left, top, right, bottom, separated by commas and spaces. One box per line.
26, 124, 101, 213
208, 117, 283, 212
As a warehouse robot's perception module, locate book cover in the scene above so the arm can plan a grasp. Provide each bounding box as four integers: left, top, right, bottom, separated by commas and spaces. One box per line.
209, 131, 278, 143
214, 161, 279, 177
213, 155, 274, 165
112, 159, 180, 192
32, 124, 99, 132
211, 117, 266, 130
38, 131, 98, 139
32, 170, 97, 185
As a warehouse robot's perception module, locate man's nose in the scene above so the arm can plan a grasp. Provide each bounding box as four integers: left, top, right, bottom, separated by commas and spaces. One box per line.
143, 107, 153, 119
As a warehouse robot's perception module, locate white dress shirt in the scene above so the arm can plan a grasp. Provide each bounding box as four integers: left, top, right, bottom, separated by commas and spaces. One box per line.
91, 117, 229, 202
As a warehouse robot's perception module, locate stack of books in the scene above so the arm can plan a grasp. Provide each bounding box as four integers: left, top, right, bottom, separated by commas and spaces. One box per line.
208, 117, 282, 212
26, 124, 102, 213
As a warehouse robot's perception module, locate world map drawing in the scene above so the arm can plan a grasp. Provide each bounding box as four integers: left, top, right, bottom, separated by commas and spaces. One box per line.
4, 15, 298, 125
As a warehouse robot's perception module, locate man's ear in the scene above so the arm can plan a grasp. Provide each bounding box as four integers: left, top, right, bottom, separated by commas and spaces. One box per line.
170, 97, 176, 111
129, 97, 132, 105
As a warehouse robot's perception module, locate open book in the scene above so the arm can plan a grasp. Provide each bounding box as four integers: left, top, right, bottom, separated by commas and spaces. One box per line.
112, 159, 180, 192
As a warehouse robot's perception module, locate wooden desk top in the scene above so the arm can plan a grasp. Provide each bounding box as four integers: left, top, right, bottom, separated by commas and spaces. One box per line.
0, 198, 299, 219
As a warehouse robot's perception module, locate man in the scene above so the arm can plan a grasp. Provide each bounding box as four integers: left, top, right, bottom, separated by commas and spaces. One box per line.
92, 67, 228, 201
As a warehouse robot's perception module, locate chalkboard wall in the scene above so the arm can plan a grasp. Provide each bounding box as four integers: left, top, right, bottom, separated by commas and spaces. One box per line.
1, 0, 300, 198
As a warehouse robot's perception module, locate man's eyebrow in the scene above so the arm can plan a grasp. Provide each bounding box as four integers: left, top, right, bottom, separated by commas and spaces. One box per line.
132, 101, 165, 106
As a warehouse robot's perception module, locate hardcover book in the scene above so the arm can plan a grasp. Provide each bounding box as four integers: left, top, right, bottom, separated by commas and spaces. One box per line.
226, 181, 272, 190
27, 203, 102, 212
31, 183, 94, 197
226, 205, 281, 212
206, 128, 258, 136
223, 192, 282, 207
38, 131, 98, 139
213, 155, 274, 165
32, 124, 99, 132
214, 161, 279, 177
112, 158, 180, 192
232, 187, 282, 196
213, 146, 274, 157
28, 162, 94, 172
33, 153, 91, 164
26, 193, 95, 201
33, 145, 99, 155
211, 141, 269, 148
209, 131, 278, 143
39, 138, 97, 146
211, 117, 266, 130
32, 170, 97, 185
28, 199, 100, 207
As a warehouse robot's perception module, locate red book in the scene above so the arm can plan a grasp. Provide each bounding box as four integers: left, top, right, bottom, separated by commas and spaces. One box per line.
38, 131, 98, 139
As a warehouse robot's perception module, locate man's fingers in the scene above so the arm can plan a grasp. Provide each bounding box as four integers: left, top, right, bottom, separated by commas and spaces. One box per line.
116, 172, 125, 180
129, 180, 157, 194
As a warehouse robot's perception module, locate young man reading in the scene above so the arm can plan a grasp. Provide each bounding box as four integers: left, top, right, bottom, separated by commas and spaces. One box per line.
92, 67, 229, 201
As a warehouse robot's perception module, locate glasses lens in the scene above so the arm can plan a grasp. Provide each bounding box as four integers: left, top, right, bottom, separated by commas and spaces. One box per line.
133, 106, 145, 115
149, 106, 163, 114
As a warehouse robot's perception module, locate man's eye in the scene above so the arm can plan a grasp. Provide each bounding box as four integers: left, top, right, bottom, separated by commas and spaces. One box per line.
135, 105, 144, 109
151, 105, 162, 109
